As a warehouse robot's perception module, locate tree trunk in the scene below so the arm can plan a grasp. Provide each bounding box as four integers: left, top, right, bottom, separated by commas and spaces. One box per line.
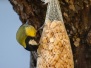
9, 0, 91, 68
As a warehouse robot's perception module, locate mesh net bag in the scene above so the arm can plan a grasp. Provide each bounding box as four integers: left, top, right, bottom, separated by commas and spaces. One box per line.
37, 0, 74, 68
44, 0, 63, 22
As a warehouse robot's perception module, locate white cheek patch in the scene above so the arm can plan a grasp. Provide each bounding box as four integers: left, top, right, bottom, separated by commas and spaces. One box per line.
29, 39, 38, 45
41, 0, 50, 3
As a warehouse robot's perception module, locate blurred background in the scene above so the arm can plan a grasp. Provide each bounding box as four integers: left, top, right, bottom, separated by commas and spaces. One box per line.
0, 0, 30, 68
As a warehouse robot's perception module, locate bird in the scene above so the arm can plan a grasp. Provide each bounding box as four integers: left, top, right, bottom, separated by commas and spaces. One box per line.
16, 24, 39, 51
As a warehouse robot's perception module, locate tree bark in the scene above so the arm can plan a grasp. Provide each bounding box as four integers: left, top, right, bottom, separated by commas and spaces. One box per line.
9, 0, 91, 68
